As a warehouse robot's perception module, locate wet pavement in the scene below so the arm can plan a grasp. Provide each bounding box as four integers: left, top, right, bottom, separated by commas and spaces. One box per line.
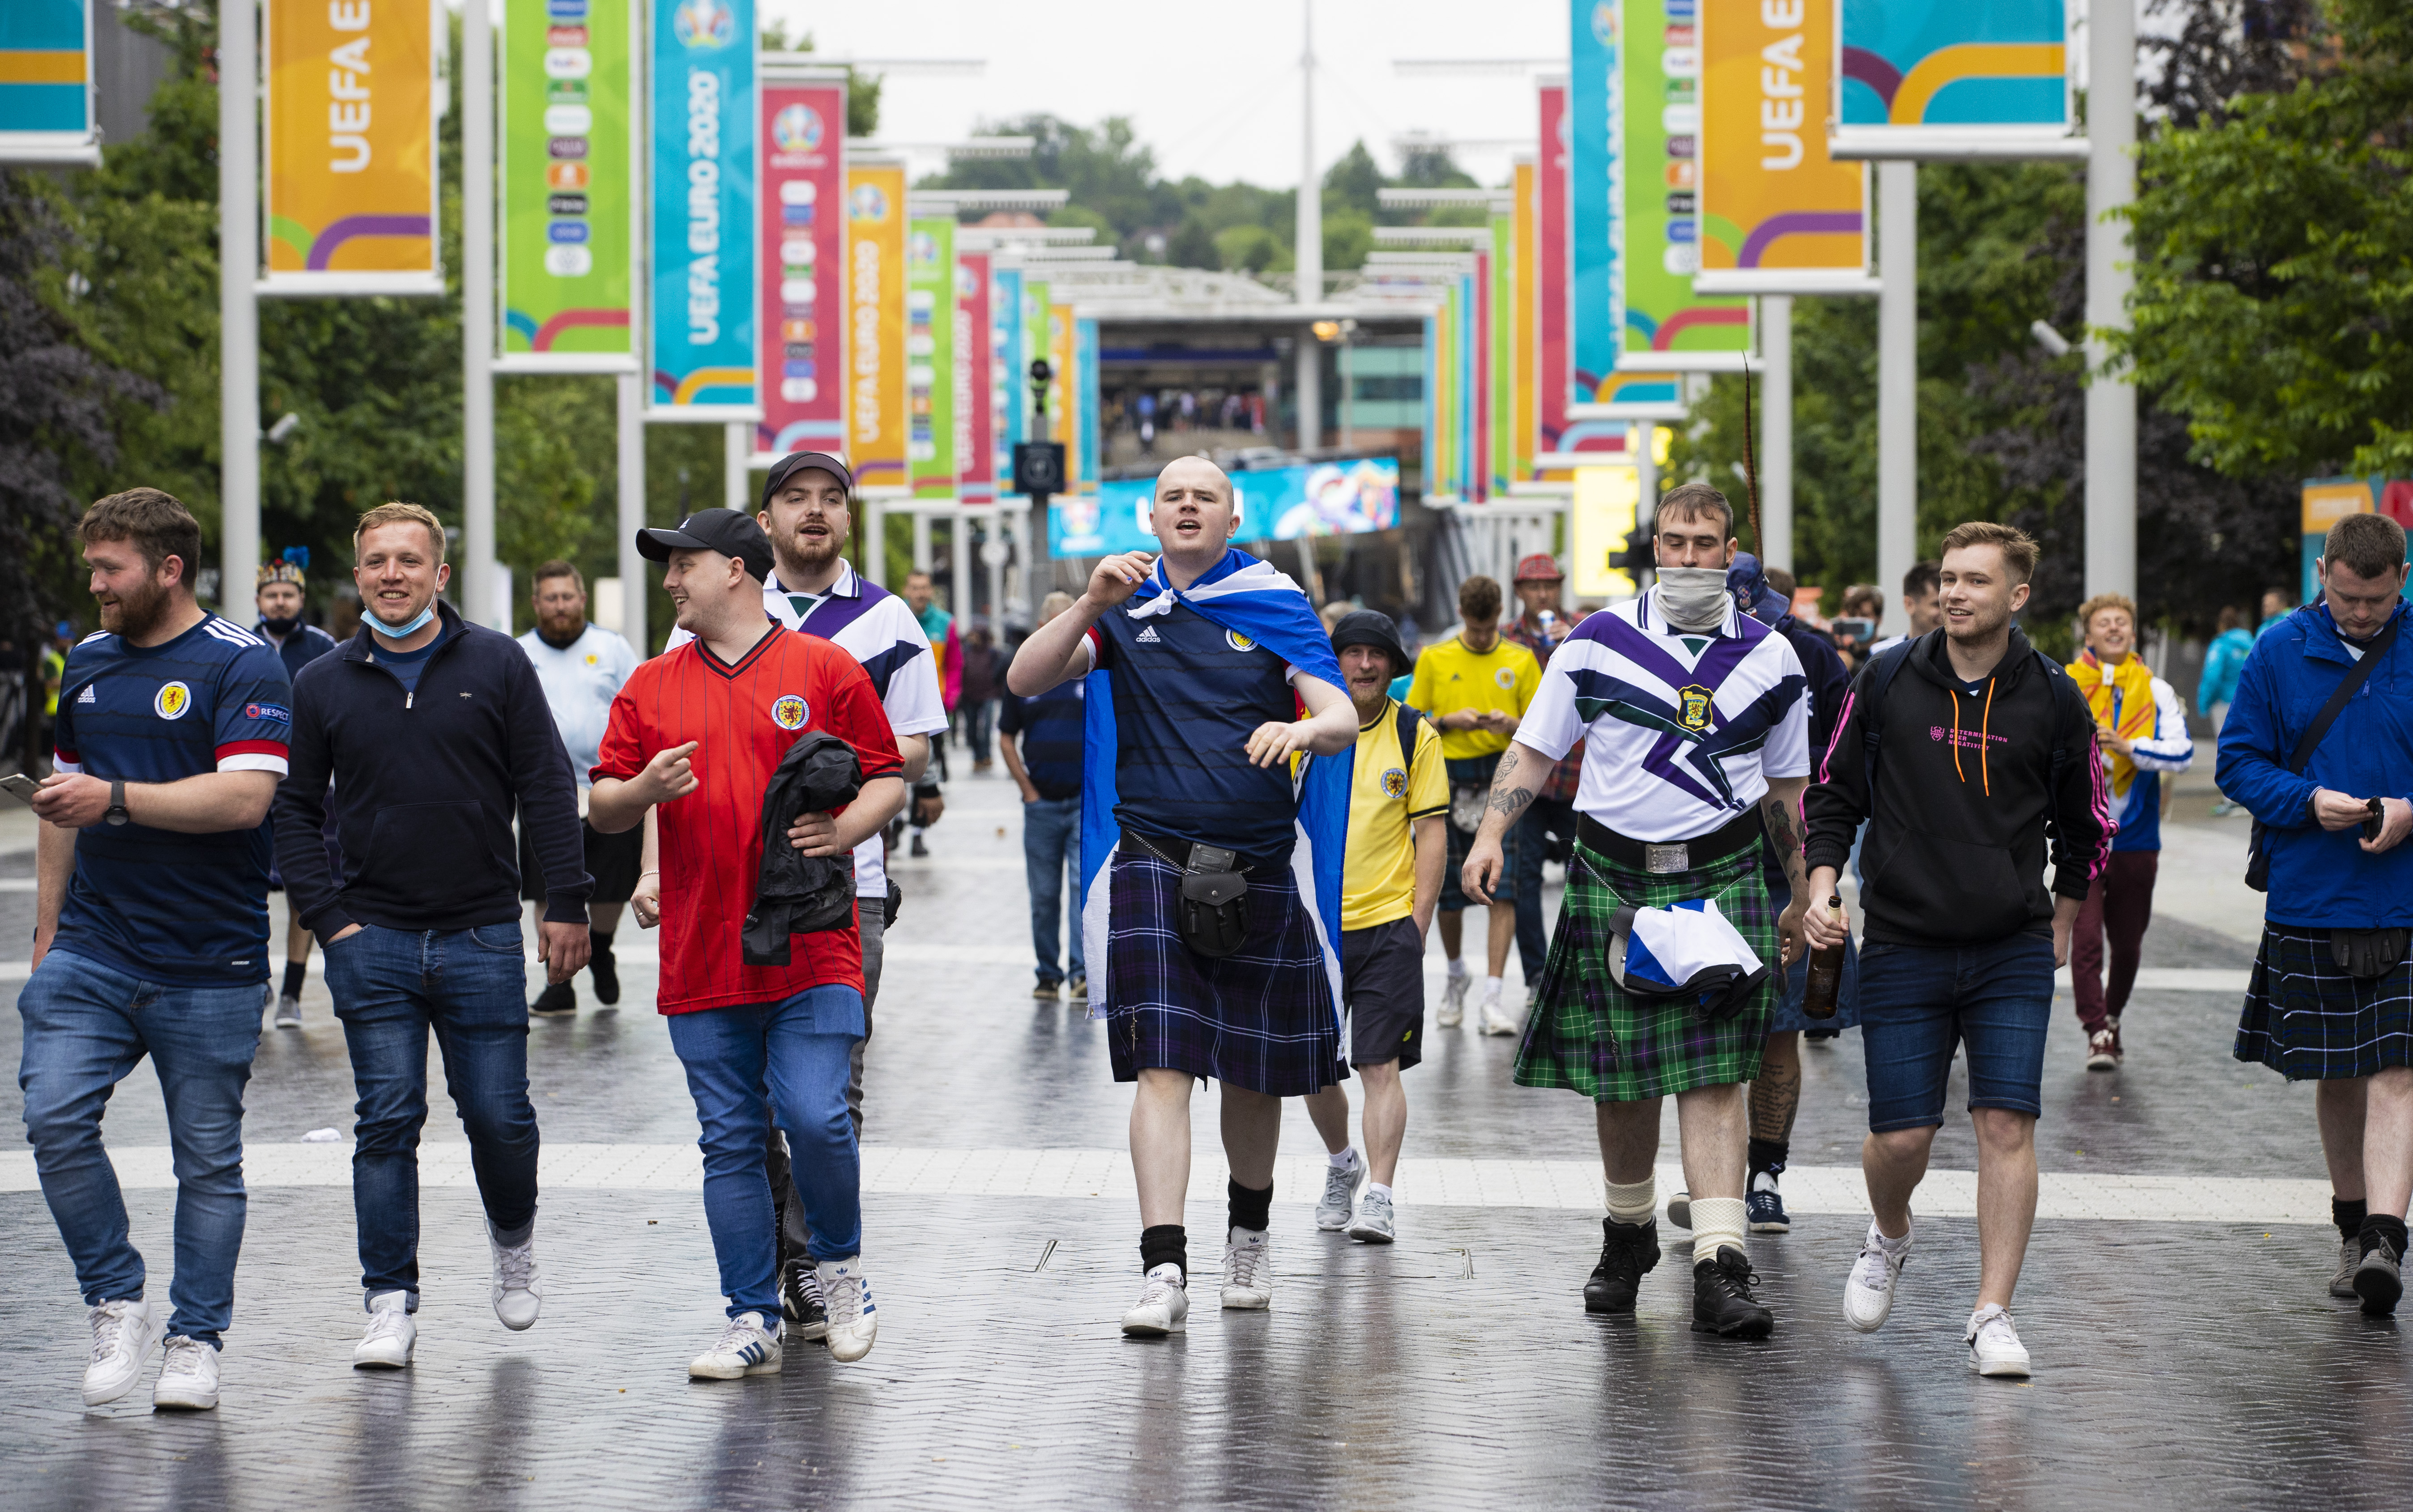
2, 766, 2408, 1510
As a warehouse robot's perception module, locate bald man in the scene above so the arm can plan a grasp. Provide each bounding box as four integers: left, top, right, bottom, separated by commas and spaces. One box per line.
1009, 456, 1359, 1337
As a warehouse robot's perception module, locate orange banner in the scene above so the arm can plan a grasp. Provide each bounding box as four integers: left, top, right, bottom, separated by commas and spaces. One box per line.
845, 159, 908, 489
262, 0, 440, 293
1698, 0, 1865, 288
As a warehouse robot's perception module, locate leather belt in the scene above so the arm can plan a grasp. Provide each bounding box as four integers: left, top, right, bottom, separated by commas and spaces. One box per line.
1577, 807, 1764, 875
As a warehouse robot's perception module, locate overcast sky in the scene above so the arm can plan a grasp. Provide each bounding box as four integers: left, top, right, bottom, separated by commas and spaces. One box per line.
766, 0, 1570, 190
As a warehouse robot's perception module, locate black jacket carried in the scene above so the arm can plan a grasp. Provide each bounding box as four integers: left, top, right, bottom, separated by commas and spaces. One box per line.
1803, 626, 2110, 946
273, 601, 593, 937
742, 730, 864, 965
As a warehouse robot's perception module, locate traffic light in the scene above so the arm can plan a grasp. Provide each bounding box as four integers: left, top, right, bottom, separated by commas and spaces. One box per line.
1012, 441, 1067, 500
1610, 525, 1652, 579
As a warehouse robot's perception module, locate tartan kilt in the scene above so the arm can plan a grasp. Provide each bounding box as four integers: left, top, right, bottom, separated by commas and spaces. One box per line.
1100, 846, 1347, 1097
2233, 924, 2413, 1081
1513, 837, 1776, 1103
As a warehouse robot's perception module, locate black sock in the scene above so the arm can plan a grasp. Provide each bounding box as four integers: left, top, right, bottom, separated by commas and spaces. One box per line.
1228, 1177, 1273, 1234
2360, 1213, 2408, 1258
281, 961, 306, 999
591, 929, 614, 961
1747, 1137, 1789, 1179
1139, 1224, 1187, 1279
2335, 1197, 2369, 1242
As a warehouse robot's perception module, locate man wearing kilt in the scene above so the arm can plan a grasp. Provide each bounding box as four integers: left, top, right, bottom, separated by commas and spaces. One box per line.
1462, 484, 1812, 1339
2217, 511, 2413, 1317
1006, 456, 1359, 1338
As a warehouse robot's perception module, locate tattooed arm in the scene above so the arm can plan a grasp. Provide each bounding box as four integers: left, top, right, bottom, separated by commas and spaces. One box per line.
1460, 740, 1546, 904
1761, 775, 1811, 966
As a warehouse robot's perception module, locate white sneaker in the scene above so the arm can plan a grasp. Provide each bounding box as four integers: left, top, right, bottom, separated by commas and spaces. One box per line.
151, 1336, 220, 1411
1966, 1304, 2031, 1378
1346, 1189, 1397, 1244
1439, 971, 1468, 1028
81, 1297, 166, 1406
273, 992, 303, 1029
1120, 1265, 1189, 1337
1479, 997, 1521, 1036
1315, 1156, 1366, 1231
352, 1291, 416, 1370
688, 1311, 783, 1379
490, 1230, 542, 1331
1844, 1224, 1911, 1333
817, 1258, 878, 1363
1222, 1227, 1273, 1310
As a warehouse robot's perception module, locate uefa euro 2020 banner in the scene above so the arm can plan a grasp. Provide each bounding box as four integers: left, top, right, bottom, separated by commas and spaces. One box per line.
1055, 460, 1404, 558
1693, 0, 1867, 294
845, 157, 908, 489
1613, 0, 1748, 371
499, 0, 632, 368
908, 217, 957, 498
0, 0, 98, 166
648, 0, 756, 417
263, 0, 442, 296
1831, 0, 2076, 159
759, 71, 847, 455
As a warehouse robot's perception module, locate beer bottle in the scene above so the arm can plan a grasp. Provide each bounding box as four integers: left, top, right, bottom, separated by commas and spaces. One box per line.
1802, 893, 1846, 1020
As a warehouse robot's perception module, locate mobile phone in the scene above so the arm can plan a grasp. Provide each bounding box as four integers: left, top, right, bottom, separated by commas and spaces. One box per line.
1831, 617, 1876, 649
0, 772, 41, 807
1186, 844, 1237, 874
2362, 798, 2384, 842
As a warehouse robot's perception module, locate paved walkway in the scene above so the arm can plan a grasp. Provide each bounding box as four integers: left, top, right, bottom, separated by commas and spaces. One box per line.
3, 766, 2409, 1510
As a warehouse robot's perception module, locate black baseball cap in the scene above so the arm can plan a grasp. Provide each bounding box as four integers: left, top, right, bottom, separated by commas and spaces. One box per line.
1330, 609, 1412, 681
760, 451, 855, 511
635, 508, 776, 584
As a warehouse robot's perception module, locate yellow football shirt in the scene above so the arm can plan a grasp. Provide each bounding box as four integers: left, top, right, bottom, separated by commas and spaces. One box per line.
1405, 635, 1542, 760
1343, 701, 1449, 930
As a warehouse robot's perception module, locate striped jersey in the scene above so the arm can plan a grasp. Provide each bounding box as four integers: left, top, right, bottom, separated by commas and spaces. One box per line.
594, 624, 902, 1014
1517, 590, 1810, 843
51, 613, 294, 982
668, 560, 946, 897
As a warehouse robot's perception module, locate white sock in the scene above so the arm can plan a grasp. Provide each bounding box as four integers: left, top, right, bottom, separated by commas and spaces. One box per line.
1870, 1220, 1912, 1253
1690, 1196, 1748, 1261
1147, 1262, 1185, 1288
1447, 958, 1468, 980
1329, 1146, 1360, 1171
1367, 1182, 1394, 1203
1605, 1176, 1657, 1226
1483, 975, 1503, 1004
1228, 1225, 1267, 1245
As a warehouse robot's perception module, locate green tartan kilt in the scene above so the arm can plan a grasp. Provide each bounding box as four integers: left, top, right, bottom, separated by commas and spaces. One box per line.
1513, 837, 1777, 1103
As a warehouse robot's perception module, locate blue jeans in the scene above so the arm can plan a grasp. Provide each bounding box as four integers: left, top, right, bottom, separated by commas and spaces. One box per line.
1857, 933, 2056, 1132
666, 986, 864, 1317
1513, 796, 1576, 984
18, 949, 263, 1346
322, 922, 540, 1308
1023, 795, 1085, 985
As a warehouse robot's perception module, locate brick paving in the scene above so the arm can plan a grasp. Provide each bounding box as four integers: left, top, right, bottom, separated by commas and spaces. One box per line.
4, 773, 2411, 1509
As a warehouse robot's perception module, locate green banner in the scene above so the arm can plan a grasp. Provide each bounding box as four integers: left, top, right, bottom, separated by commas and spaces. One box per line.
500, 0, 632, 364
1617, 0, 1747, 368
908, 217, 956, 496
1024, 277, 1054, 439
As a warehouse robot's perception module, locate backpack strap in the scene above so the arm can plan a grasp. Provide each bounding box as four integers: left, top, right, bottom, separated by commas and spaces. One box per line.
1394, 699, 1426, 771
1856, 639, 1917, 794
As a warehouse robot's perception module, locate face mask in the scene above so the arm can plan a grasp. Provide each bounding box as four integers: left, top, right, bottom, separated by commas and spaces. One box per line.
260, 614, 301, 636
370, 599, 437, 641
1654, 567, 1731, 631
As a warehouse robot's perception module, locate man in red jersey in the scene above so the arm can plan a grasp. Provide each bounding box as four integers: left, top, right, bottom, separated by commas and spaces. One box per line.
588, 509, 904, 1377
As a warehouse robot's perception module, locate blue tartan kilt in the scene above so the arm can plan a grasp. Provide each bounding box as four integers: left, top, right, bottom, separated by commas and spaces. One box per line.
2234, 924, 2413, 1081
1100, 847, 1347, 1096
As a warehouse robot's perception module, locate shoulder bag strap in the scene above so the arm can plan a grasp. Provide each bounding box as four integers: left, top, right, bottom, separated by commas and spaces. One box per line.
2285, 614, 2399, 776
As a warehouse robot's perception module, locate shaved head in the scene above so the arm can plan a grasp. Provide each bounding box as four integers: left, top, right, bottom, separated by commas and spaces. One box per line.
1155, 454, 1232, 504
1150, 454, 1240, 562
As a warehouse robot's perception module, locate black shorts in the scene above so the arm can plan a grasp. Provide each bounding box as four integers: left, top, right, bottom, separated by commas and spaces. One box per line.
1439, 753, 1518, 909
519, 814, 644, 905
1342, 917, 1426, 1070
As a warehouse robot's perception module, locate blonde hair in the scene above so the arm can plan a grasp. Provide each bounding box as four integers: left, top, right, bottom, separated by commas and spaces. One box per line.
1938, 520, 2040, 584
354, 502, 447, 560
2076, 592, 2138, 631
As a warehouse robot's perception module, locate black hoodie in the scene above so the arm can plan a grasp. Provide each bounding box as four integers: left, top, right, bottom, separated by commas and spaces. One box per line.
1803, 626, 2110, 946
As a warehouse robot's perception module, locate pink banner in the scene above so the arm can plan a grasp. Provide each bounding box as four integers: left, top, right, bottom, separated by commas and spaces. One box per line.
1538, 83, 1570, 456
956, 250, 993, 502
759, 79, 846, 456
1473, 250, 1492, 502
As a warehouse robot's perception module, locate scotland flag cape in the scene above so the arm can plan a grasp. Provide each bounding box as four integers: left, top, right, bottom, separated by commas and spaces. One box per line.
1078, 548, 1351, 1029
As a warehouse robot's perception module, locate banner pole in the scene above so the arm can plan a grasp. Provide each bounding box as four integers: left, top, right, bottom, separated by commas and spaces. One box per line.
462, 0, 499, 628
725, 422, 748, 511
618, 372, 647, 652
1762, 295, 1794, 572
1876, 162, 1917, 637
2084, 0, 2137, 600
218, 0, 259, 613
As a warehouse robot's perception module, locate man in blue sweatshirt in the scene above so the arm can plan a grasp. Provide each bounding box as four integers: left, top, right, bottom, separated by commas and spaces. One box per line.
273, 502, 593, 1372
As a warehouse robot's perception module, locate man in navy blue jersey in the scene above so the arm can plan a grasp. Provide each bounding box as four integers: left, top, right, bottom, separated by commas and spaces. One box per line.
24, 489, 294, 1413
255, 554, 340, 1027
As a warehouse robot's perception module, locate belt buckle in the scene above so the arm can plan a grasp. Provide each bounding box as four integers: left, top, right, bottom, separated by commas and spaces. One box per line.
1643, 842, 1689, 875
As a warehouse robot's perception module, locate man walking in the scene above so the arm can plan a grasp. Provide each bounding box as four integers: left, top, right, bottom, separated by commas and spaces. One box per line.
255, 554, 339, 1028
999, 591, 1087, 1000
1867, 561, 1942, 656
1407, 575, 1540, 1035
1501, 554, 1584, 1001
1802, 521, 2110, 1378
901, 569, 959, 852
2066, 592, 2192, 1069
23, 489, 292, 1412
1463, 484, 1810, 1340
593, 507, 904, 1373
1302, 611, 1446, 1244
2199, 605, 2255, 815
275, 503, 593, 1371
1007, 455, 1357, 1337
2221, 512, 2413, 1316
517, 561, 642, 1017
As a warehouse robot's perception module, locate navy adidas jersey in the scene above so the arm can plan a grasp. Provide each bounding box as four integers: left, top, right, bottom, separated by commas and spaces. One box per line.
51, 614, 294, 983
1086, 600, 1302, 865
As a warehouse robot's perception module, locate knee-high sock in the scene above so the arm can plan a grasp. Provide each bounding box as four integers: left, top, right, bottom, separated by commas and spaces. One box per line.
1691, 1196, 1748, 1261
1606, 1176, 1657, 1227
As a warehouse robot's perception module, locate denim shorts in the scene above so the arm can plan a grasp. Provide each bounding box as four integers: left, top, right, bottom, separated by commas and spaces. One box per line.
1856, 932, 2055, 1132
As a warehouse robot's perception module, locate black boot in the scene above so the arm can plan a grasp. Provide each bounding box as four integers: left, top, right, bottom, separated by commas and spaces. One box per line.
529, 980, 576, 1018
1584, 1217, 1659, 1314
589, 932, 620, 1005
1692, 1245, 1775, 1338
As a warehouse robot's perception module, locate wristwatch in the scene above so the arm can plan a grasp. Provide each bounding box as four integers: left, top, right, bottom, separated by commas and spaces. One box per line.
104, 779, 129, 826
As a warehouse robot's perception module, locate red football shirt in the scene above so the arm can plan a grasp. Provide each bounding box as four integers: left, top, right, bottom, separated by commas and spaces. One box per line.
594, 624, 902, 1014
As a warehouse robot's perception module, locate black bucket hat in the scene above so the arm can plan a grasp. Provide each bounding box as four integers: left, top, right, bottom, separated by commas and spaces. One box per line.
1330, 609, 1412, 681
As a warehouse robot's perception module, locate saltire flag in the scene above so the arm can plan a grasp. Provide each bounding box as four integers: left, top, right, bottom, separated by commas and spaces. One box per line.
1078, 548, 1351, 1028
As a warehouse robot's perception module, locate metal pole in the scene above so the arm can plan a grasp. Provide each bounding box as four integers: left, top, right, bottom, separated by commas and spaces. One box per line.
1294, 0, 1320, 310
951, 505, 972, 619
2085, 0, 2137, 600
911, 509, 932, 575
462, 0, 498, 627
218, 0, 258, 613
1296, 332, 1321, 453
1636, 422, 1658, 596
1339, 333, 1355, 451
1761, 294, 1794, 571
723, 422, 747, 511
1876, 161, 1917, 638
616, 372, 647, 652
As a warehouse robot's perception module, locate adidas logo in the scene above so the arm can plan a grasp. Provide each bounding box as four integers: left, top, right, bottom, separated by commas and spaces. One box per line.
78, 686, 97, 704
1135, 626, 1161, 644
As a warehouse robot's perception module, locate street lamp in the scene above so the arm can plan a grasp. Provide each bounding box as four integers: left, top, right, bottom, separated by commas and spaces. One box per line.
1313, 318, 1358, 451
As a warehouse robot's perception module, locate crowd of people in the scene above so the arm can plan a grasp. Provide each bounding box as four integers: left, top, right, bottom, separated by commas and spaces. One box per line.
15, 458, 2412, 1414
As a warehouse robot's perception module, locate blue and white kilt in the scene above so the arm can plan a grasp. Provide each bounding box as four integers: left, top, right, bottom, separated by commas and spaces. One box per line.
2234, 924, 2413, 1081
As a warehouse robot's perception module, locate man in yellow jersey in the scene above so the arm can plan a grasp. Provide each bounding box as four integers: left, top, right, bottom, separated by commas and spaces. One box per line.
1302, 612, 1446, 1244
1407, 575, 1541, 1034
